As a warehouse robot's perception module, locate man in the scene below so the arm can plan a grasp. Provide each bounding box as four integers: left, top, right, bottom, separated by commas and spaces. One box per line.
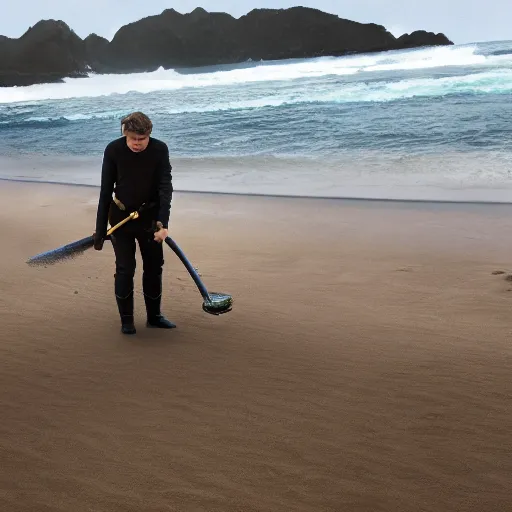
93, 111, 176, 335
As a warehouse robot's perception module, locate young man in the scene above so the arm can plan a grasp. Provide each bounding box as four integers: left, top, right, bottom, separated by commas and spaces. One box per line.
93, 112, 175, 335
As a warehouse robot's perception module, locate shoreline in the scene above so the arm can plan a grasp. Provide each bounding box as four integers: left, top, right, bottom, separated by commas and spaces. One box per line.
2, 176, 512, 208
2, 148, 512, 205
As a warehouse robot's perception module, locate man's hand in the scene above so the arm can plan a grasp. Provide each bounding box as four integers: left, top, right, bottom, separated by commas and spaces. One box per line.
154, 222, 168, 243
93, 231, 105, 251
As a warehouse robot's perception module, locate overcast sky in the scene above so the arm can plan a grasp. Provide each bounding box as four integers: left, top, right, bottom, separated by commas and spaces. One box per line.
1, 0, 509, 45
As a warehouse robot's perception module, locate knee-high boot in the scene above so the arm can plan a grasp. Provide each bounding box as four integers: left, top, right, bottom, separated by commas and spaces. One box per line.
143, 273, 176, 329
115, 273, 136, 335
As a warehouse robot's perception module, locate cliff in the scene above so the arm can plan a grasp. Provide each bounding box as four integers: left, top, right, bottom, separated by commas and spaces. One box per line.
0, 7, 453, 87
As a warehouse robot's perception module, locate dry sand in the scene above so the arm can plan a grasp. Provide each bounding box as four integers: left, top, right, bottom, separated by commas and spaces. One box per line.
1, 180, 511, 511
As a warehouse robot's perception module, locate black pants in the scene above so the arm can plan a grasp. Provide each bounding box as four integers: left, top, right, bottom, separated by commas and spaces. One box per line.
110, 220, 164, 300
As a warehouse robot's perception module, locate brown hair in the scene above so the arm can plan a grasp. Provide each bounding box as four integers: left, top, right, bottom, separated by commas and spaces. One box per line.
121, 111, 153, 135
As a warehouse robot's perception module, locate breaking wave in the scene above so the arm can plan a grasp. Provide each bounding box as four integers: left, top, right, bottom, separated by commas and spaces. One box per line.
0, 43, 510, 104
0, 71, 511, 126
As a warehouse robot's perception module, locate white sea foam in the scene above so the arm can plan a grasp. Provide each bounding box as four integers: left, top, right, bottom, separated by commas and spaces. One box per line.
0, 43, 510, 105
4, 67, 512, 121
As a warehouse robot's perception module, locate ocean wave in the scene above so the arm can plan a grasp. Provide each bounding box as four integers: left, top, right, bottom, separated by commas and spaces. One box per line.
0, 44, 511, 104
1, 68, 511, 125
22, 111, 125, 122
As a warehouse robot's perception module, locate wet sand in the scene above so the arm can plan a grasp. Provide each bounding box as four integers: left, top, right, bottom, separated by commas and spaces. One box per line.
1, 180, 511, 511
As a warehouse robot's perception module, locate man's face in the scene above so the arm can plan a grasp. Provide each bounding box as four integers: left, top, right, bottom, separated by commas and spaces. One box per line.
124, 131, 150, 152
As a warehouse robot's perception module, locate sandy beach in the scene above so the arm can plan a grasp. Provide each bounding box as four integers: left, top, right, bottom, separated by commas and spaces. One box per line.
1, 179, 511, 511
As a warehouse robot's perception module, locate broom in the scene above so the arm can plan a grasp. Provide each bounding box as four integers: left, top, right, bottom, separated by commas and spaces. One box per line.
26, 211, 233, 316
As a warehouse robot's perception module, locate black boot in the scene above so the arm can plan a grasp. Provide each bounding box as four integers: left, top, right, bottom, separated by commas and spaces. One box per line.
116, 291, 136, 335
143, 273, 176, 329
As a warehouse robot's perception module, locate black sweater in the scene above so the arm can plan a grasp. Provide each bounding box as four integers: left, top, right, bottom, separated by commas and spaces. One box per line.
95, 136, 173, 237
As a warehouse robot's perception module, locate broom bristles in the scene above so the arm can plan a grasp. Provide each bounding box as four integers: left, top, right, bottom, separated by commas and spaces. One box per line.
27, 235, 95, 267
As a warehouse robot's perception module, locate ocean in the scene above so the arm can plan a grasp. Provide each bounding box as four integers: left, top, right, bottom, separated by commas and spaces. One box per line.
1, 40, 511, 202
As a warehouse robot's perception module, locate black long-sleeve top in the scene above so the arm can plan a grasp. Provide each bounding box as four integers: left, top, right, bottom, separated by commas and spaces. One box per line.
95, 136, 173, 237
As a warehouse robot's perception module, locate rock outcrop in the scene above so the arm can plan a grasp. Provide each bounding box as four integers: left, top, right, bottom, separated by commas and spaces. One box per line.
0, 20, 88, 86
396, 30, 453, 49
0, 7, 454, 87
